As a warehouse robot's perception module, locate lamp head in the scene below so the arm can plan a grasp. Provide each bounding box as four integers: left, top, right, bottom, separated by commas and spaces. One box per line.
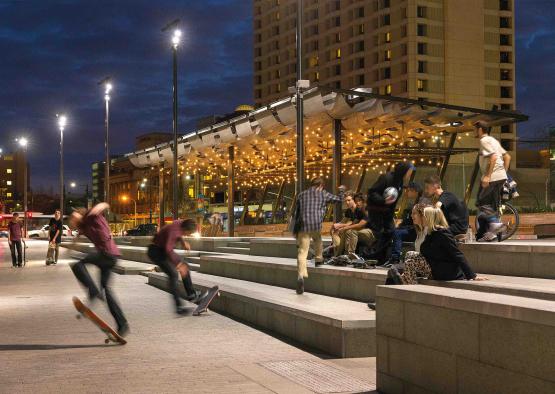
58, 115, 67, 128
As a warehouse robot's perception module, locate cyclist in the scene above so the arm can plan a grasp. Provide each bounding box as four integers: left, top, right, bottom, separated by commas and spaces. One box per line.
474, 122, 511, 241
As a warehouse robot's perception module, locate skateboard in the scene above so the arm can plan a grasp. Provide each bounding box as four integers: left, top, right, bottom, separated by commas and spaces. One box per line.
72, 296, 127, 345
192, 286, 220, 316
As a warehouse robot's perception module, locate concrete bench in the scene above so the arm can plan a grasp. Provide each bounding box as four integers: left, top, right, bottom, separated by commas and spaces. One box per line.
147, 271, 376, 358
376, 285, 555, 394
199, 253, 386, 302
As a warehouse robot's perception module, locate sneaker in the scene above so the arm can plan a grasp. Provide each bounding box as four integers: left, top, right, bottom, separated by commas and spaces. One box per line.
176, 305, 191, 315
296, 278, 304, 295
489, 222, 507, 235
367, 302, 376, 310
314, 261, 323, 267
478, 232, 497, 242
348, 252, 362, 261
185, 290, 204, 303
117, 323, 130, 337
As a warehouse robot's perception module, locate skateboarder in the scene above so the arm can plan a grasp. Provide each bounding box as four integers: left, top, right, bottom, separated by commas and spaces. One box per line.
147, 218, 206, 314
69, 203, 129, 337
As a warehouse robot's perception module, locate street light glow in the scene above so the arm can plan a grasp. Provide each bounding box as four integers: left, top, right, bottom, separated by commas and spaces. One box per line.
172, 29, 181, 47
105, 83, 112, 93
120, 195, 129, 202
58, 115, 67, 128
70, 182, 76, 188
18, 137, 28, 147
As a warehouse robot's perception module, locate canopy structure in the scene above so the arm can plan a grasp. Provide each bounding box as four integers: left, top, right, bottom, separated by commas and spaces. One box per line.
126, 87, 527, 191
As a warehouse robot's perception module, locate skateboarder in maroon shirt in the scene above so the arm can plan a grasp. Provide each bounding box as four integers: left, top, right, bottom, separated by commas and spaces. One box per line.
69, 203, 129, 336
147, 218, 206, 314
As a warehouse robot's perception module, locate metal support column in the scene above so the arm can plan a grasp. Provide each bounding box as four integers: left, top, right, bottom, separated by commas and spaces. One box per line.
227, 146, 235, 237
332, 118, 342, 222
271, 180, 286, 224
295, 0, 305, 194
439, 133, 457, 181
464, 155, 481, 205
158, 166, 165, 227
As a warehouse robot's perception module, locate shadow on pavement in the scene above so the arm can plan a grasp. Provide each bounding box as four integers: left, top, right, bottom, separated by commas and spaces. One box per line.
0, 343, 114, 351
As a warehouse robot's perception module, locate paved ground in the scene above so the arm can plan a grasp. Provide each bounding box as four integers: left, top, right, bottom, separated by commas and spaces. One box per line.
0, 240, 376, 393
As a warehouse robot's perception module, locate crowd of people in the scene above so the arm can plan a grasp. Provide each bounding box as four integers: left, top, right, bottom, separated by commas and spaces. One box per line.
293, 122, 509, 296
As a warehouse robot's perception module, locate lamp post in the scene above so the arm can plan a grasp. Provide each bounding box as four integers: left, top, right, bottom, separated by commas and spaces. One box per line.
121, 195, 137, 227
57, 115, 67, 219
295, 0, 305, 193
163, 20, 181, 221
99, 78, 112, 210
140, 177, 153, 224
16, 137, 28, 236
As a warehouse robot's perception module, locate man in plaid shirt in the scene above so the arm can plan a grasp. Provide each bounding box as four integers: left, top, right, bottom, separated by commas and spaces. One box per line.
294, 177, 345, 294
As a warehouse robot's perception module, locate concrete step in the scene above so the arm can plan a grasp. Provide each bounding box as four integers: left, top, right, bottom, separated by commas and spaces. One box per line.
376, 285, 555, 394
215, 246, 251, 255
422, 274, 555, 302
200, 254, 386, 302
147, 271, 375, 358
227, 241, 251, 248
113, 260, 157, 275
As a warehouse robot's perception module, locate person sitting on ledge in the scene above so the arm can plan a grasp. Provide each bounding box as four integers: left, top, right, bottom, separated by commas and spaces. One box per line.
331, 191, 374, 257
368, 205, 486, 309
424, 175, 469, 240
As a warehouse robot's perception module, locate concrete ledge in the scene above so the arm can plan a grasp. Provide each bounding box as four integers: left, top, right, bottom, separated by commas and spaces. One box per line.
199, 254, 387, 302
148, 271, 376, 358
112, 261, 157, 275
376, 285, 555, 393
250, 237, 331, 258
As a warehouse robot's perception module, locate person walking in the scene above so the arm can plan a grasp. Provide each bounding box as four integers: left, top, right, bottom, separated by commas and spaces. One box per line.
46, 209, 63, 265
69, 203, 129, 337
147, 218, 206, 314
8, 212, 24, 267
292, 177, 345, 294
474, 122, 511, 241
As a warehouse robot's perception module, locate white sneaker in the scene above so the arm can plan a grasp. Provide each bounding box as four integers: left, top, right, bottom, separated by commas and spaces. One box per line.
489, 222, 507, 235
478, 232, 497, 242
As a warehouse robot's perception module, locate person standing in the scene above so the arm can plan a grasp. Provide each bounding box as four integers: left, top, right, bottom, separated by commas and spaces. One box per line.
69, 203, 129, 337
8, 213, 24, 267
147, 218, 206, 314
423, 175, 469, 238
474, 122, 511, 241
293, 177, 345, 294
46, 210, 63, 265
366, 162, 414, 264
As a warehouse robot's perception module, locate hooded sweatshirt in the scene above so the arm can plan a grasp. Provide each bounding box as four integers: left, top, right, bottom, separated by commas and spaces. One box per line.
367, 162, 413, 213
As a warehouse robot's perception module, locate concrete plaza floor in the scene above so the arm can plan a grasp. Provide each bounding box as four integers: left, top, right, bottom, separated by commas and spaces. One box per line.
0, 240, 376, 393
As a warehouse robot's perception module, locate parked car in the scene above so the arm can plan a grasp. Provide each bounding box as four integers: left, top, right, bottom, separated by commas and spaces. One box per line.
0, 230, 8, 238
124, 223, 158, 236
28, 224, 76, 238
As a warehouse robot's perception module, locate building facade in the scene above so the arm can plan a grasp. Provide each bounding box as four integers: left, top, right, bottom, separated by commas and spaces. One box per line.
253, 0, 516, 156
0, 150, 28, 213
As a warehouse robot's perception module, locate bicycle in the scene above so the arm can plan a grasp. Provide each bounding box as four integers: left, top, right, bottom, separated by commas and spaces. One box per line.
474, 201, 519, 242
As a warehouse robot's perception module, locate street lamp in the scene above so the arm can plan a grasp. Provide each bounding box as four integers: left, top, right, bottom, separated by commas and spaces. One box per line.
98, 77, 112, 210
140, 177, 154, 224
70, 181, 90, 208
57, 114, 67, 219
16, 137, 29, 236
120, 195, 137, 227
163, 19, 181, 221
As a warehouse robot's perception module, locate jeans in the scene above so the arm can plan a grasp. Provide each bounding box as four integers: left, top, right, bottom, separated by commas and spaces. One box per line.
9, 240, 23, 267
71, 251, 127, 330
296, 231, 323, 279
476, 179, 505, 239
147, 244, 195, 310
390, 226, 417, 262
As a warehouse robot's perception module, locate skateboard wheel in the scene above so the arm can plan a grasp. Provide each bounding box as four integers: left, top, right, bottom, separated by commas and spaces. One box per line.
76, 314, 81, 319
105, 339, 110, 344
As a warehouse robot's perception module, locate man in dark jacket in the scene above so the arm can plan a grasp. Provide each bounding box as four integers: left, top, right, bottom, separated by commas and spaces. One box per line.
423, 175, 469, 237
366, 162, 414, 263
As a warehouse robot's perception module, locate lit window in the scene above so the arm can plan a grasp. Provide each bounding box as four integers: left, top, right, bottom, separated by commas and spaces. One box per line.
275, 11, 280, 20
417, 79, 427, 91
7, 181, 12, 185
315, 71, 320, 81
385, 32, 391, 43
336, 48, 341, 59
6, 169, 12, 174
6, 192, 12, 198
386, 84, 392, 94
385, 50, 391, 61
309, 56, 319, 67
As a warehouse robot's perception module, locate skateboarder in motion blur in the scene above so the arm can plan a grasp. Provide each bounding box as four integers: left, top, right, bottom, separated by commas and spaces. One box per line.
147, 218, 206, 315
69, 203, 129, 337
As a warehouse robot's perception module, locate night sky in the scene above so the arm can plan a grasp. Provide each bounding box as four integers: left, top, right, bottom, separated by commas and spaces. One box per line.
0, 0, 553, 192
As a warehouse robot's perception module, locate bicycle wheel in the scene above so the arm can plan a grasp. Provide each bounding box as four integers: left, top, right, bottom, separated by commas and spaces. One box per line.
473, 202, 519, 242
498, 202, 519, 241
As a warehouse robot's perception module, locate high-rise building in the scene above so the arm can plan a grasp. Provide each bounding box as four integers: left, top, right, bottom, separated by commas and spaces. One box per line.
0, 150, 28, 213
253, 0, 516, 155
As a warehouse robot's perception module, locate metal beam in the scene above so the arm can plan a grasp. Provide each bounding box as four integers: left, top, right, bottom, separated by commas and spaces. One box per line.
464, 155, 480, 205
356, 168, 367, 193
158, 165, 164, 227
240, 189, 253, 226
295, 0, 305, 194
271, 180, 286, 224
439, 133, 457, 181
332, 118, 342, 222
227, 146, 235, 236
